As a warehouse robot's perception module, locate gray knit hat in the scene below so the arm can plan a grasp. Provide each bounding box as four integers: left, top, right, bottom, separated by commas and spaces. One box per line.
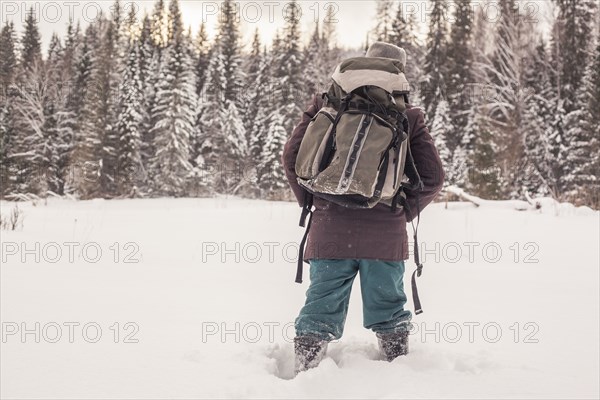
366, 41, 407, 68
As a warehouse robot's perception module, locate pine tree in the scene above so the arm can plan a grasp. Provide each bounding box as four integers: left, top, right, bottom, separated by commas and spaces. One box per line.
41, 33, 65, 195
72, 24, 104, 199
554, 0, 598, 113
430, 100, 452, 187
582, 34, 600, 208
422, 0, 448, 120
390, 0, 424, 84
189, 25, 210, 177
194, 22, 211, 99
20, 8, 42, 70
303, 11, 339, 102
259, 112, 288, 197
199, 0, 247, 194
149, 0, 197, 196
430, 0, 475, 193
469, 112, 503, 199
446, 0, 474, 133
559, 1, 598, 204
245, 39, 277, 197
115, 7, 144, 197
150, 0, 169, 48
95, 2, 129, 197
275, 0, 304, 132
563, 39, 599, 206
0, 22, 17, 196
242, 29, 265, 156
373, 0, 395, 42
57, 20, 84, 194
138, 13, 155, 193
303, 23, 323, 98
522, 38, 557, 198
548, 7, 570, 200
215, 0, 244, 103
0, 22, 17, 91
60, 20, 84, 195
141, 0, 170, 188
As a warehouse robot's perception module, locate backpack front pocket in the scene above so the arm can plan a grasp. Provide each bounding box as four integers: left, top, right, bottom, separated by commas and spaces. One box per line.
295, 108, 337, 180
311, 112, 395, 198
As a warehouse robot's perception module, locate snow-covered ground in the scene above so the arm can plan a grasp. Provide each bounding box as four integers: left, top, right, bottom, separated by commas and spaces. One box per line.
1, 197, 598, 399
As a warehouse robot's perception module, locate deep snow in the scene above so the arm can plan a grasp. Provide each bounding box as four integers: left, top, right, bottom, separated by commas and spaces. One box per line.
0, 197, 598, 399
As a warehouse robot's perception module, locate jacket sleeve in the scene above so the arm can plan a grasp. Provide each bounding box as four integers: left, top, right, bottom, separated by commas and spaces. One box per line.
403, 108, 445, 222
281, 95, 323, 207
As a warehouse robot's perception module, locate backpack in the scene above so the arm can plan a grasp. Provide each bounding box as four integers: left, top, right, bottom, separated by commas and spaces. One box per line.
296, 57, 415, 210
293, 56, 427, 314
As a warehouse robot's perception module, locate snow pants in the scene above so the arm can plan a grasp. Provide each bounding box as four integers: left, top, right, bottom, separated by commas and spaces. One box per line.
295, 258, 412, 341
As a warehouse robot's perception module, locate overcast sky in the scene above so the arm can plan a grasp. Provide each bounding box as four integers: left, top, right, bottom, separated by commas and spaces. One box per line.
3, 1, 553, 54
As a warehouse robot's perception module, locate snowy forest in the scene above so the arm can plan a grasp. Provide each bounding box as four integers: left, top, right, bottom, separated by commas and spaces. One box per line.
0, 0, 598, 208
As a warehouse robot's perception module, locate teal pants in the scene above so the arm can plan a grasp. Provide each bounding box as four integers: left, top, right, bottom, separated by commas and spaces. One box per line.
295, 259, 411, 341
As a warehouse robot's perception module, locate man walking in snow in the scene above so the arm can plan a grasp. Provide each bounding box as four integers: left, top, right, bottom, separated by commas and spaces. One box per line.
282, 42, 445, 373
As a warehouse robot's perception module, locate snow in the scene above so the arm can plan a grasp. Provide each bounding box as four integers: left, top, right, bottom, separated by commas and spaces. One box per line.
1, 197, 598, 399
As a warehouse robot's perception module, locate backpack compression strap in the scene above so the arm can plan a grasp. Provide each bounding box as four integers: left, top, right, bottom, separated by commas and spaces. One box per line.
296, 191, 313, 283
402, 194, 424, 315
402, 138, 425, 314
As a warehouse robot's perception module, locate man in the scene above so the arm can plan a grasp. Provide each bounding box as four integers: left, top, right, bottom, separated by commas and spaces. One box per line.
281, 42, 445, 373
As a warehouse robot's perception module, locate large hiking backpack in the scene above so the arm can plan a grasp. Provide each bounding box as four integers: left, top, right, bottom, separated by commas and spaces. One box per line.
296, 57, 415, 210
294, 56, 427, 314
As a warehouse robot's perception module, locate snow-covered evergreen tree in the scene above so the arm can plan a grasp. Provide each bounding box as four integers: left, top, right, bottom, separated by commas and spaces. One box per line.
582, 34, 600, 208
149, 0, 197, 196
56, 19, 82, 195
468, 110, 503, 200
446, 0, 474, 134
522, 39, 557, 198
259, 112, 289, 197
274, 0, 304, 133
303, 23, 326, 99
41, 33, 65, 195
116, 8, 144, 197
303, 10, 340, 100
140, 0, 170, 191
390, 0, 424, 85
372, 0, 395, 43
422, 0, 448, 120
137, 13, 155, 193
0, 21, 17, 196
242, 29, 267, 161
95, 1, 128, 196
194, 22, 211, 99
554, 0, 598, 114
20, 8, 42, 71
199, 0, 247, 194
430, 100, 452, 186
0, 21, 16, 90
563, 39, 599, 205
558, 1, 598, 204
71, 23, 104, 199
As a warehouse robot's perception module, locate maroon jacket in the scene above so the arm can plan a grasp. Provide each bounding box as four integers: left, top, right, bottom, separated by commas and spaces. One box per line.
282, 95, 445, 262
